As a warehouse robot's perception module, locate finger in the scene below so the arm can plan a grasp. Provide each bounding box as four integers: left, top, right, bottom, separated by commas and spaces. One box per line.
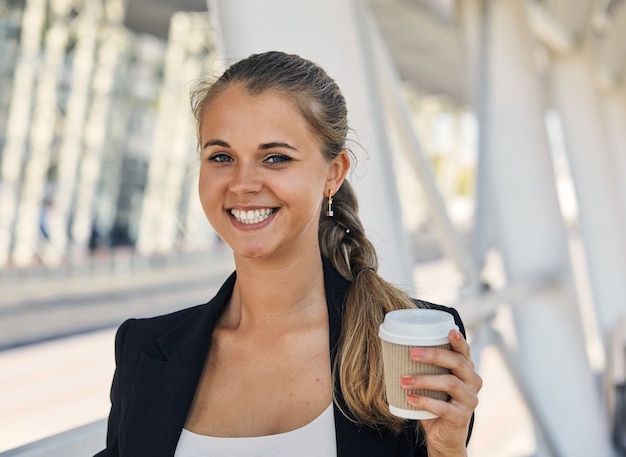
410, 345, 475, 381
406, 394, 454, 423
448, 329, 471, 358
407, 346, 483, 395
400, 373, 478, 409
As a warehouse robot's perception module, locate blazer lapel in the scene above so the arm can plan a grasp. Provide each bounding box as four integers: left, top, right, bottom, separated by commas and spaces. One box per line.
121, 273, 236, 456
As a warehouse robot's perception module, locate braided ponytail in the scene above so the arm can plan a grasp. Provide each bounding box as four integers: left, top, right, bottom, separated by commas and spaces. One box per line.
319, 181, 421, 433
191, 51, 421, 433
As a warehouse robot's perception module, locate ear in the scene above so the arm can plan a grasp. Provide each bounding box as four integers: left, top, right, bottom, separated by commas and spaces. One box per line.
325, 150, 350, 193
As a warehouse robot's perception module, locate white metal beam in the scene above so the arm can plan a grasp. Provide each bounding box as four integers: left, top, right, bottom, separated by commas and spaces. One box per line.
485, 1, 613, 455
365, 7, 481, 291
526, 0, 576, 56
595, 6, 626, 85
552, 54, 626, 339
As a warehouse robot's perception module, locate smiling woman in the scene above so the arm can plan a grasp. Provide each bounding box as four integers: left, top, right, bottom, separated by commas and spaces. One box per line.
94, 51, 481, 457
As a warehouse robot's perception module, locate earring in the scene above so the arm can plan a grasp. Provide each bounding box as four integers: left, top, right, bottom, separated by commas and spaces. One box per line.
326, 190, 334, 217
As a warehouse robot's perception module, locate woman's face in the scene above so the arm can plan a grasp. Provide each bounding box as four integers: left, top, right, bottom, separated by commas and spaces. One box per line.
198, 85, 348, 262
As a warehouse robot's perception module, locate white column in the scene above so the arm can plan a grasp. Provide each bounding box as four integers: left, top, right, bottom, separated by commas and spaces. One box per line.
552, 55, 626, 338
182, 28, 220, 252
71, 11, 126, 253
207, 0, 414, 286
0, 0, 47, 266
12, 2, 69, 267
459, 0, 493, 273
46, 0, 100, 258
136, 12, 207, 255
486, 1, 612, 455
598, 85, 626, 233
91, 9, 130, 249
136, 13, 188, 255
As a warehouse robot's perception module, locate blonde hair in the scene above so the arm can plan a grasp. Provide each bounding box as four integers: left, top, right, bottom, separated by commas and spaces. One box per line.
191, 51, 420, 433
318, 180, 420, 432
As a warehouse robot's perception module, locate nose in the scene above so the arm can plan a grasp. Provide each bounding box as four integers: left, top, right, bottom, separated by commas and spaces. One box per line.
228, 162, 262, 195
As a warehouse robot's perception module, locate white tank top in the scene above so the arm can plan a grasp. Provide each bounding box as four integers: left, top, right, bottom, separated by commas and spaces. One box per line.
174, 403, 337, 457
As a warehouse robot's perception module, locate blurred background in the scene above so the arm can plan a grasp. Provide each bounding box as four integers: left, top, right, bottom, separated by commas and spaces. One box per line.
0, 0, 625, 456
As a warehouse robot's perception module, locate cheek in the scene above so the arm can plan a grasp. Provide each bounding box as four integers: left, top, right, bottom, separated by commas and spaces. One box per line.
293, 184, 326, 217
197, 172, 208, 202
279, 175, 321, 202
198, 169, 218, 210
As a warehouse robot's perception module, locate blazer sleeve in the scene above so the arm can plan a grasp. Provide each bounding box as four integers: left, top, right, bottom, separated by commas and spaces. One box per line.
93, 319, 132, 457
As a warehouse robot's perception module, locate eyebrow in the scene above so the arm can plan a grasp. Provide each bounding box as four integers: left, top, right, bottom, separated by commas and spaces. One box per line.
259, 142, 298, 151
202, 139, 230, 149
202, 139, 298, 152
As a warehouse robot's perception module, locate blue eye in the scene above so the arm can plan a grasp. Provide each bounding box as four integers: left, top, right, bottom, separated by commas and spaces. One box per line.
265, 154, 291, 164
209, 153, 232, 163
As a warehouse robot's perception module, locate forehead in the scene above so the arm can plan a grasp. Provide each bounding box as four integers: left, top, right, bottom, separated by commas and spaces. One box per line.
198, 86, 328, 157
203, 85, 302, 119
199, 85, 319, 143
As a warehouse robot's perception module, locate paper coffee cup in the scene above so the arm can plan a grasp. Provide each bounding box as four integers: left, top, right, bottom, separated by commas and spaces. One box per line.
378, 309, 458, 420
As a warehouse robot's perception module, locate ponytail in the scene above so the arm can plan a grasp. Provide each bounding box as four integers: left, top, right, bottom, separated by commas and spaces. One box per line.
319, 180, 422, 433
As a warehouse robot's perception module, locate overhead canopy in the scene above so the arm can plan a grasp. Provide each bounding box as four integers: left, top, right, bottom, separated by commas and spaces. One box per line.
123, 0, 626, 103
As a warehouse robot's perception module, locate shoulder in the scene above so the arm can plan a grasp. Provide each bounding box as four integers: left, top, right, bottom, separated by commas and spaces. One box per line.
120, 303, 206, 338
113, 303, 207, 359
113, 270, 236, 360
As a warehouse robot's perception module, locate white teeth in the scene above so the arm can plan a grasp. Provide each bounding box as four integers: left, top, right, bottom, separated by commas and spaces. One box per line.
230, 208, 274, 224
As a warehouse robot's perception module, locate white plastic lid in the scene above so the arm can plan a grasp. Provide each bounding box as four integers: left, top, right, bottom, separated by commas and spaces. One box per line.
378, 309, 458, 346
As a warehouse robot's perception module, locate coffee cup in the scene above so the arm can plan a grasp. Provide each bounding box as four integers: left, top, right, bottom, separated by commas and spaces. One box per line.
378, 308, 458, 420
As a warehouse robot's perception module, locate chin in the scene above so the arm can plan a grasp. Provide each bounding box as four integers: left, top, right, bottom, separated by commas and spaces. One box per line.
233, 243, 276, 260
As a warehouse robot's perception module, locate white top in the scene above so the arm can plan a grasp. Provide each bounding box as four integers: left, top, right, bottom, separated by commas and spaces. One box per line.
174, 403, 337, 457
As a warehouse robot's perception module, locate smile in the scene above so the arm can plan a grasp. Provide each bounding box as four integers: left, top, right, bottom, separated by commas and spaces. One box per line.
230, 208, 276, 224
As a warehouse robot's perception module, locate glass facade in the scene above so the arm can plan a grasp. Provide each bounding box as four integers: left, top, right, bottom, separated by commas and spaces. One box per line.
0, 0, 219, 271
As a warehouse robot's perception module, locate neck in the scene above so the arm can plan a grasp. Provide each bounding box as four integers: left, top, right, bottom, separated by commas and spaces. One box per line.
223, 248, 327, 332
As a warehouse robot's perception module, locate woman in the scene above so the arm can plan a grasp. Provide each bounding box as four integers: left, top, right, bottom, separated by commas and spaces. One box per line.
96, 51, 482, 457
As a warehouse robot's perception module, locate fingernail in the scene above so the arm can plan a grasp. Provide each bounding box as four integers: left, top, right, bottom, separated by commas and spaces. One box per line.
400, 375, 413, 387
411, 347, 425, 359
407, 394, 419, 405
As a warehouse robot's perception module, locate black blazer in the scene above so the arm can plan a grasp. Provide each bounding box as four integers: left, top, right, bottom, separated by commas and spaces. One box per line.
95, 258, 469, 456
